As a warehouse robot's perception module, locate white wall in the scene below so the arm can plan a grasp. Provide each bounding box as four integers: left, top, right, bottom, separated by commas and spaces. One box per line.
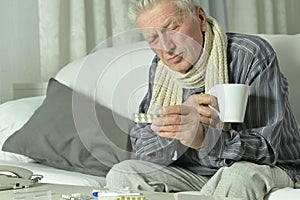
0, 0, 41, 103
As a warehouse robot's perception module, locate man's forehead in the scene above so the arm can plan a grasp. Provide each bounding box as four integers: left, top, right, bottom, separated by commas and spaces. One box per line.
139, 11, 185, 31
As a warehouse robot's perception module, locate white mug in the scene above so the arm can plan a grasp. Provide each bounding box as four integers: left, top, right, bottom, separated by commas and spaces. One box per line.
208, 84, 250, 123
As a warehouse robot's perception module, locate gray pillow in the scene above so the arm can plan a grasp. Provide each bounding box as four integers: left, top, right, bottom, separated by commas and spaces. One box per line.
2, 78, 134, 176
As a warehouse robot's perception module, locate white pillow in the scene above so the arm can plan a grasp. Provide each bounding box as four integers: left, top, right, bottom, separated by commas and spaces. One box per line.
55, 41, 154, 119
0, 96, 45, 162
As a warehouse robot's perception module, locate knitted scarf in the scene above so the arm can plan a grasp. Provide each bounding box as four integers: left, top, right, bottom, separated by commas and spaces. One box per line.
147, 16, 229, 114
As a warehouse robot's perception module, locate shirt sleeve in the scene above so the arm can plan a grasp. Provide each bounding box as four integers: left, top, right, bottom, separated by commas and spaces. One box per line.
199, 38, 299, 166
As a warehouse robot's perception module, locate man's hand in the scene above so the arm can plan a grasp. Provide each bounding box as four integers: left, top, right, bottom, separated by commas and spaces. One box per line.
183, 94, 219, 126
150, 105, 204, 149
150, 94, 219, 149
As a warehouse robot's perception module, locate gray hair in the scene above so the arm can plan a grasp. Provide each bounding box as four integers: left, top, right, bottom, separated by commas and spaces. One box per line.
128, 0, 199, 22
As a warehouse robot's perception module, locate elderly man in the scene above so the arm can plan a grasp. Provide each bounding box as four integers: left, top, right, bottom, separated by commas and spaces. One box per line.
106, 0, 300, 199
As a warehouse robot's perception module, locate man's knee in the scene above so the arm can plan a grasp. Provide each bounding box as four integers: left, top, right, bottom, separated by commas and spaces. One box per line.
201, 161, 273, 199
218, 161, 273, 189
224, 161, 268, 179
106, 160, 164, 191
106, 160, 158, 183
106, 160, 138, 189
107, 160, 137, 180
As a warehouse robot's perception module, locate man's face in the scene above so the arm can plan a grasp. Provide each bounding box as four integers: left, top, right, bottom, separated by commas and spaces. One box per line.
137, 1, 207, 73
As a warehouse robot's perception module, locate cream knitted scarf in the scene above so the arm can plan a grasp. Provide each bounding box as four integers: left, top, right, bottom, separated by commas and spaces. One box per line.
147, 16, 228, 114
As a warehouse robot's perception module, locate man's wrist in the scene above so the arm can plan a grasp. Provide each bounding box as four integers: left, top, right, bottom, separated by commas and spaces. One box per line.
197, 125, 223, 157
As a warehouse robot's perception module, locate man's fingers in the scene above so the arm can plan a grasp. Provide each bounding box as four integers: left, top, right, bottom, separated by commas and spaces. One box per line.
198, 105, 213, 117
152, 115, 180, 126
159, 105, 181, 115
160, 105, 192, 115
192, 94, 217, 106
209, 95, 218, 108
152, 119, 196, 133
157, 131, 176, 138
152, 105, 195, 125
152, 124, 180, 133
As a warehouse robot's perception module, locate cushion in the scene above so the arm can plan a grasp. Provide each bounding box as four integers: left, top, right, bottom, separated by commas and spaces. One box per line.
55, 41, 154, 119
2, 78, 134, 176
0, 96, 44, 163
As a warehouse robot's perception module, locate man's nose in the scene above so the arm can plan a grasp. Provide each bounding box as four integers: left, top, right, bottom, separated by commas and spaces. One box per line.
158, 31, 176, 53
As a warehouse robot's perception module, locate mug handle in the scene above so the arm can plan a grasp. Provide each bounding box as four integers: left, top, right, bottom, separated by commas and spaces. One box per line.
207, 91, 221, 120
208, 104, 221, 119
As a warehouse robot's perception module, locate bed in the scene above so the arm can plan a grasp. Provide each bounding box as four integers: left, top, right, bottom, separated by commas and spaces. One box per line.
0, 34, 299, 199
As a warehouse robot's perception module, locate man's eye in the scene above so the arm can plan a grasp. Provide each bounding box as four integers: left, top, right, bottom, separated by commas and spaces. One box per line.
171, 26, 179, 31
167, 27, 178, 35
146, 38, 153, 43
147, 36, 158, 44
170, 19, 180, 30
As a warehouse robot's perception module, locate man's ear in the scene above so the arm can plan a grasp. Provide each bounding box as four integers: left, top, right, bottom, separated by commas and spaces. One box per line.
196, 6, 207, 32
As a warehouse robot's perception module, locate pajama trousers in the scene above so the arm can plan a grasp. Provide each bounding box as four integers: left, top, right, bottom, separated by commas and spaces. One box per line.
106, 160, 294, 200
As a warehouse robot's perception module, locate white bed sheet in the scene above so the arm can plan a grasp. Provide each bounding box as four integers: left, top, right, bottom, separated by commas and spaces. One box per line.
0, 160, 106, 187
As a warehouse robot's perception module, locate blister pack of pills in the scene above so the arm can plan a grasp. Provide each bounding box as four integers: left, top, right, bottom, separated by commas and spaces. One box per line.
112, 196, 145, 200
133, 113, 164, 124
92, 190, 145, 200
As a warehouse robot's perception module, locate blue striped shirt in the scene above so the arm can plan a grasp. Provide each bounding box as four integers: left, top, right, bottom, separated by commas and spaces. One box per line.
130, 33, 300, 180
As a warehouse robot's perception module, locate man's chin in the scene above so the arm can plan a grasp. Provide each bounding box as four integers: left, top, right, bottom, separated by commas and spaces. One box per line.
168, 64, 193, 74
